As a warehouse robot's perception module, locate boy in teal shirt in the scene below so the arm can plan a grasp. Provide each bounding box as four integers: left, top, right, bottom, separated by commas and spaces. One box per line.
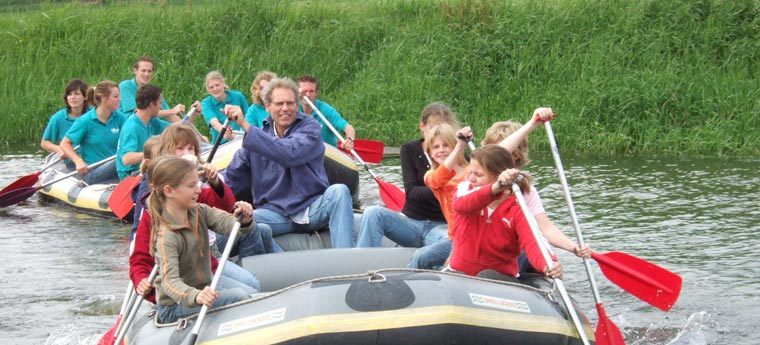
119, 56, 185, 120
116, 84, 178, 179
297, 75, 356, 150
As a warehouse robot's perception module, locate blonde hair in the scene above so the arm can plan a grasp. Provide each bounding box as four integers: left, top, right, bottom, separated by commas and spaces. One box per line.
470, 145, 531, 192
250, 71, 278, 105
147, 156, 198, 255
481, 121, 531, 167
423, 124, 468, 169
205, 70, 228, 90
139, 135, 161, 174
156, 125, 201, 161
86, 80, 118, 107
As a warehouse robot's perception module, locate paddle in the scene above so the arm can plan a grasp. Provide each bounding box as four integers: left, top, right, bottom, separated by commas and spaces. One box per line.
108, 109, 199, 219
544, 122, 682, 312
543, 121, 624, 343
512, 180, 591, 345
182, 215, 243, 345
0, 145, 80, 195
339, 138, 384, 164
113, 265, 159, 345
206, 118, 230, 164
302, 96, 405, 211
0, 155, 115, 208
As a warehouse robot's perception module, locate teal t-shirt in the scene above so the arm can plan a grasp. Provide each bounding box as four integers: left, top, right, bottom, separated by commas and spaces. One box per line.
201, 90, 249, 143
119, 78, 170, 116
300, 99, 348, 147
116, 114, 170, 179
65, 108, 128, 164
42, 107, 85, 144
245, 103, 269, 129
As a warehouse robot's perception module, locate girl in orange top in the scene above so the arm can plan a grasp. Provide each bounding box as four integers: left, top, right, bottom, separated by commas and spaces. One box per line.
408, 124, 472, 269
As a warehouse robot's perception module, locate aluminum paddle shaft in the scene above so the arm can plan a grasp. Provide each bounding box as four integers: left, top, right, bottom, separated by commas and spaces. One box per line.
512, 182, 591, 345
544, 122, 604, 303
183, 220, 241, 345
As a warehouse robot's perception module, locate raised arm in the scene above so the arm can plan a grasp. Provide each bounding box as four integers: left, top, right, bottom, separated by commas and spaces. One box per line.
498, 107, 555, 153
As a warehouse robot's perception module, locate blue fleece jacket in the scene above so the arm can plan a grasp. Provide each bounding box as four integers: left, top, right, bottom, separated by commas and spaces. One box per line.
223, 112, 328, 217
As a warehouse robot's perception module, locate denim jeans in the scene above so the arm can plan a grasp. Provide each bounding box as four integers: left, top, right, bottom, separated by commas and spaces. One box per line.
219, 262, 260, 294
156, 287, 249, 323
357, 206, 448, 248
82, 159, 118, 185
408, 238, 452, 269
252, 184, 355, 248
216, 222, 280, 258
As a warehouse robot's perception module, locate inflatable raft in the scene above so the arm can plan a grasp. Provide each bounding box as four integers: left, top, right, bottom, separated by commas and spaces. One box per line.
120, 248, 594, 344
35, 137, 360, 219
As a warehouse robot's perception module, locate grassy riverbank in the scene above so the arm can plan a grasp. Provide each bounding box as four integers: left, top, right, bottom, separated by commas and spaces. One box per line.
0, 0, 757, 155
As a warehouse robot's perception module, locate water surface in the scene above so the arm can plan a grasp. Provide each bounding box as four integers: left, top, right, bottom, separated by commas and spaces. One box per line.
0, 152, 757, 345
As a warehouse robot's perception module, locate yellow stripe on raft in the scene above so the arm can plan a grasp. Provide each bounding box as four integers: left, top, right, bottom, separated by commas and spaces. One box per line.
202, 305, 595, 345
39, 184, 110, 211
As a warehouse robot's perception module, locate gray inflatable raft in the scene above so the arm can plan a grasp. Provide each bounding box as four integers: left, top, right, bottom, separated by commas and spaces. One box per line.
121, 248, 595, 345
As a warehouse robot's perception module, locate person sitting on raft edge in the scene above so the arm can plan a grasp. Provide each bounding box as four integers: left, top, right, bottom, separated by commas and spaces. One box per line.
221, 77, 355, 249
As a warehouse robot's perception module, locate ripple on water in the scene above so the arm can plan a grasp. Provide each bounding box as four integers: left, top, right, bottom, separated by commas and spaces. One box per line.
2, 153, 759, 345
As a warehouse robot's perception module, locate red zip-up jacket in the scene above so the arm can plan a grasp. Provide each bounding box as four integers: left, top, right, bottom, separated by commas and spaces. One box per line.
129, 182, 236, 303
450, 181, 552, 277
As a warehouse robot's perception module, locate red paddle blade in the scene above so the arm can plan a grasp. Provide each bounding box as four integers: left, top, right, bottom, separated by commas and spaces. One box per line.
595, 303, 626, 345
592, 251, 682, 311
97, 314, 121, 345
340, 139, 385, 164
108, 176, 143, 219
0, 171, 41, 195
376, 177, 405, 211
0, 187, 39, 208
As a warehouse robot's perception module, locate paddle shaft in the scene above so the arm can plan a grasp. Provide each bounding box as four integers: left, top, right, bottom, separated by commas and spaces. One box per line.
37, 155, 116, 191
40, 144, 80, 173
185, 220, 242, 345
512, 182, 591, 345
302, 97, 380, 179
115, 265, 159, 345
206, 118, 230, 164
545, 122, 604, 303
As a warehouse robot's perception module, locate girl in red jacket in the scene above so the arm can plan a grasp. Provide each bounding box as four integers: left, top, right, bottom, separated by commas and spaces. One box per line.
450, 144, 563, 281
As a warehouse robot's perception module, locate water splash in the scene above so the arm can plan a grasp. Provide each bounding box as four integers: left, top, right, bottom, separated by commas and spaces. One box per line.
666, 311, 707, 345
43, 324, 100, 345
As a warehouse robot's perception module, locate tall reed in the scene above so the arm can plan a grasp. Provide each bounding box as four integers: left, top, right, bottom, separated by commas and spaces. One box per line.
0, 0, 757, 155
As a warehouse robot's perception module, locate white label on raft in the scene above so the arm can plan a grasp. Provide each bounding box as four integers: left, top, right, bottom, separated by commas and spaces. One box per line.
218, 307, 287, 336
469, 293, 531, 314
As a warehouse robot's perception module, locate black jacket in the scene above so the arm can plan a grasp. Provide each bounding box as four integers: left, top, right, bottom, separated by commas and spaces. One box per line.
399, 139, 446, 222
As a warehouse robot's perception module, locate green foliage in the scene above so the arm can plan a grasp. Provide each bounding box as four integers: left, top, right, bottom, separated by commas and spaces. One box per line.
0, 0, 757, 155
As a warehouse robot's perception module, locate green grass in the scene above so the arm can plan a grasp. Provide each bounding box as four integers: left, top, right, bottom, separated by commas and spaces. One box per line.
0, 0, 757, 156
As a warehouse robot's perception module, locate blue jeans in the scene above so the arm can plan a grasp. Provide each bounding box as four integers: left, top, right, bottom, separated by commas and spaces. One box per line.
156, 287, 249, 323
219, 264, 260, 294
253, 184, 355, 248
357, 206, 448, 248
216, 223, 280, 258
409, 238, 452, 269
82, 159, 118, 185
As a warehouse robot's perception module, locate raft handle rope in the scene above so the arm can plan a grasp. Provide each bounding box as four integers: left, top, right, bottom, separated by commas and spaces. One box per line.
153, 268, 559, 328
367, 271, 387, 283
176, 318, 188, 331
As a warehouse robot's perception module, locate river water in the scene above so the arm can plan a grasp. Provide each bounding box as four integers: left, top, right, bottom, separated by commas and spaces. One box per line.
0, 151, 757, 345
